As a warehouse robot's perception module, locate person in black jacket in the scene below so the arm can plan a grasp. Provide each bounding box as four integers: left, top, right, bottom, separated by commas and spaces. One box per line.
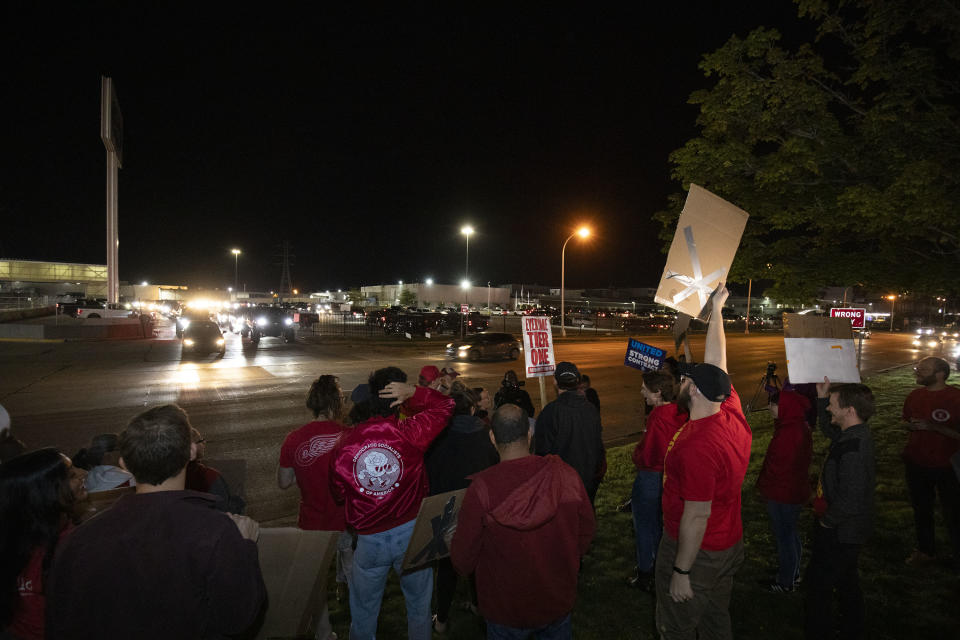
494, 370, 537, 419
425, 382, 499, 632
804, 378, 876, 640
534, 362, 606, 504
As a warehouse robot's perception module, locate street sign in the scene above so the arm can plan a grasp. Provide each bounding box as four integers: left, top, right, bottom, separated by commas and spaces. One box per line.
829, 307, 866, 329
460, 304, 469, 313
522, 316, 556, 377
624, 339, 666, 371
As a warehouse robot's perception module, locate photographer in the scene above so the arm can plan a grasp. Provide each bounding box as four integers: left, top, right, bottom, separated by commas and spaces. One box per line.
494, 370, 536, 420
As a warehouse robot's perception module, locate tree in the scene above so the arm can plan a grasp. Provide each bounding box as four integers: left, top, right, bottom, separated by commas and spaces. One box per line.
346, 288, 364, 305
658, 0, 960, 302
399, 288, 417, 307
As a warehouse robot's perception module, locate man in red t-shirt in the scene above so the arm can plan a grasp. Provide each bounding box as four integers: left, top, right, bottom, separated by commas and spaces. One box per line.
901, 356, 960, 567
655, 287, 752, 640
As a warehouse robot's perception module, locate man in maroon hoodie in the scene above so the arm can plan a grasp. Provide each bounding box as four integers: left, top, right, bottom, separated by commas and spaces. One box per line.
755, 387, 813, 592
329, 366, 455, 640
451, 403, 595, 639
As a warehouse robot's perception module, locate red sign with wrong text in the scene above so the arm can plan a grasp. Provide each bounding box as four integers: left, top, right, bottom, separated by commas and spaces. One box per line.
829, 308, 866, 329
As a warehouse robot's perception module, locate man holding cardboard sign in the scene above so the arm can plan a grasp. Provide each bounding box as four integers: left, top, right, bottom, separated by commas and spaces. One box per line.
655, 287, 752, 640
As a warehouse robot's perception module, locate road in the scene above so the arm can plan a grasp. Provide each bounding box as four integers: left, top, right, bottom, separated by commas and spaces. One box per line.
0, 321, 941, 523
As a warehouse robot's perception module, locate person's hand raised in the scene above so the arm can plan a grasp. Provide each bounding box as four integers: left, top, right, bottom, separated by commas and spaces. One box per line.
379, 382, 417, 407
816, 376, 831, 399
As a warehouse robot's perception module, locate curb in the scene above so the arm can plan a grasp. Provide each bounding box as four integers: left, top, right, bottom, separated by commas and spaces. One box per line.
0, 337, 66, 344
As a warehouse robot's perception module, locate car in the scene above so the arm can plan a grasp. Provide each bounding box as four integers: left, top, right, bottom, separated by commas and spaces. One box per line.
853, 328, 872, 340
242, 307, 296, 343
76, 302, 137, 319
181, 320, 226, 357
445, 332, 521, 361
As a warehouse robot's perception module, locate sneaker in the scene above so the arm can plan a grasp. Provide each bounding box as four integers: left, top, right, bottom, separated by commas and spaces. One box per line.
627, 568, 654, 592
905, 550, 935, 566
765, 582, 794, 593
432, 614, 447, 634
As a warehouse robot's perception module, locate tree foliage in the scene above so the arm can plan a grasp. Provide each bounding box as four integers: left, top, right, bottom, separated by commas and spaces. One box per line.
658, 0, 960, 302
398, 288, 417, 307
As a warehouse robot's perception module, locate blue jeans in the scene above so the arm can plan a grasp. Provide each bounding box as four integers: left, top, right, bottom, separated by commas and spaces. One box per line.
349, 519, 432, 640
631, 470, 663, 573
486, 613, 572, 640
766, 500, 802, 587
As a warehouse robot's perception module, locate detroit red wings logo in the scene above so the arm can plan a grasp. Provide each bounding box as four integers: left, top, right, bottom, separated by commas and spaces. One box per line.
352, 443, 403, 497
295, 433, 342, 466
931, 409, 951, 423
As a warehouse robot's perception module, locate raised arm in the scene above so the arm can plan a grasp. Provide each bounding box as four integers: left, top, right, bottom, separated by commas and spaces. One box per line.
703, 287, 729, 372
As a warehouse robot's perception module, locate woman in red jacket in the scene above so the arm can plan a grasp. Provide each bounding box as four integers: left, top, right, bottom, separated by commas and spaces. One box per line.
755, 388, 813, 592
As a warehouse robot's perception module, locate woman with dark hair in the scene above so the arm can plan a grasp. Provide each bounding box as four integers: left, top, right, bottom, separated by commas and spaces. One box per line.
0, 448, 76, 640
277, 375, 350, 640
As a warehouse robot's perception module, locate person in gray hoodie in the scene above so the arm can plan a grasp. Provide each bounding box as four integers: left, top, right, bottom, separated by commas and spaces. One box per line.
804, 377, 876, 640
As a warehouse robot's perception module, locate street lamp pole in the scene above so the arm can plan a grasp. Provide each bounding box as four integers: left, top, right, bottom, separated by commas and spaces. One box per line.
461, 226, 474, 338
887, 294, 897, 332
561, 227, 591, 338
231, 249, 241, 297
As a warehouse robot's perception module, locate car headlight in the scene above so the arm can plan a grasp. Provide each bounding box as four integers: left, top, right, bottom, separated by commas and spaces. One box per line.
446, 343, 453, 348
216, 338, 225, 345
257, 317, 268, 327
179, 318, 190, 329
284, 318, 293, 325
928, 340, 939, 348
459, 345, 471, 350
183, 339, 195, 346
912, 339, 921, 347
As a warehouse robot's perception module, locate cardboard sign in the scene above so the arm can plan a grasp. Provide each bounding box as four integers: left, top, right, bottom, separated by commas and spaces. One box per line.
783, 314, 861, 384
522, 316, 556, 377
401, 489, 467, 571
830, 307, 866, 329
256, 528, 339, 640
624, 339, 666, 371
655, 184, 749, 318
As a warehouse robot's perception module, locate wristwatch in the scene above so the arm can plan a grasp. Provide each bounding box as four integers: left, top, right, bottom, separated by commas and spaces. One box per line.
672, 565, 691, 575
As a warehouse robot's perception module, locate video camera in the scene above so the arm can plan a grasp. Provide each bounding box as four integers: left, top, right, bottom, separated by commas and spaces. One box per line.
765, 362, 777, 380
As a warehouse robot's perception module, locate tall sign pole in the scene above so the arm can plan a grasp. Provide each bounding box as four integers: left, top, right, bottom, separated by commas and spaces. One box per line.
100, 76, 123, 303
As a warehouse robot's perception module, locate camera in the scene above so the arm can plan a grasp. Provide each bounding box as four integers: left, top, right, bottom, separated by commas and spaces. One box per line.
765, 362, 777, 379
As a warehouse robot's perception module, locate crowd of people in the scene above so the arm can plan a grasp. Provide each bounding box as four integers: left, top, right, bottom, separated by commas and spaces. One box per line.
1, 284, 958, 640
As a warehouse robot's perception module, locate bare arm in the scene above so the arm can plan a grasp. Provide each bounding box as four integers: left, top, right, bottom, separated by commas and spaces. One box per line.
703, 287, 729, 372
277, 465, 296, 489
669, 499, 711, 602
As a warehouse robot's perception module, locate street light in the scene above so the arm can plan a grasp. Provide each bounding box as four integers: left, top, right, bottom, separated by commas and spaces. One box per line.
461, 226, 474, 337
230, 249, 241, 294
561, 226, 591, 337
886, 294, 897, 332
425, 278, 433, 286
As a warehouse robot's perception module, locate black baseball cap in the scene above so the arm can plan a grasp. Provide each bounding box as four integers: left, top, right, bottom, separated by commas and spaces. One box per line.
678, 362, 731, 402
555, 361, 581, 383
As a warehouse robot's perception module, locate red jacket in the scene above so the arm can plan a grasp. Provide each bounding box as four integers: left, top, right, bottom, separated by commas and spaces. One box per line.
451, 455, 595, 628
329, 386, 454, 534
756, 390, 813, 505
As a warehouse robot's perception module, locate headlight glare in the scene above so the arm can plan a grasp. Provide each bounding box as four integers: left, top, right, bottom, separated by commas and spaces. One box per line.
183, 339, 195, 346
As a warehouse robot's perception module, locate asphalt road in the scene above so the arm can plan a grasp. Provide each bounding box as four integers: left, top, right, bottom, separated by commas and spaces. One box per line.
0, 320, 942, 523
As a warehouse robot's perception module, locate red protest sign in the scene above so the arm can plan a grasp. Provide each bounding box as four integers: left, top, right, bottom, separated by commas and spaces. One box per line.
522, 316, 556, 377
829, 308, 866, 329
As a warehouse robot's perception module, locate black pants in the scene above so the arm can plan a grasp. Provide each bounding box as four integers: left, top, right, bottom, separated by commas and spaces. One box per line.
904, 462, 960, 558
435, 557, 478, 623
803, 524, 863, 640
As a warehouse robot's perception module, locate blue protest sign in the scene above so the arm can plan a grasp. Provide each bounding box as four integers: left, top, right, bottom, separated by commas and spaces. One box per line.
624, 339, 666, 372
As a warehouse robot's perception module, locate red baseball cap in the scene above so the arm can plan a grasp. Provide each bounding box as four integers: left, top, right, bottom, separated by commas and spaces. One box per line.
419, 365, 441, 383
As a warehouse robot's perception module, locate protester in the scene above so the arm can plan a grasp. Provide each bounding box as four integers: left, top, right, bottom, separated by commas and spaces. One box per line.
185, 427, 245, 513
348, 383, 374, 425
534, 361, 606, 504
655, 287, 752, 640
278, 374, 351, 640
494, 369, 536, 419
329, 367, 455, 640
425, 383, 499, 633
451, 403, 594, 638
74, 433, 135, 492
46, 404, 266, 639
0, 449, 76, 640
418, 365, 441, 387
437, 366, 459, 394
472, 386, 493, 423
804, 379, 876, 640
579, 373, 601, 413
900, 356, 960, 567
755, 387, 813, 592
629, 370, 685, 591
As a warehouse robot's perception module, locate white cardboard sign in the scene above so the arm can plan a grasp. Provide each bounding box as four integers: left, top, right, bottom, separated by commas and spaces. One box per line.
783, 314, 861, 384
522, 316, 556, 377
654, 184, 749, 318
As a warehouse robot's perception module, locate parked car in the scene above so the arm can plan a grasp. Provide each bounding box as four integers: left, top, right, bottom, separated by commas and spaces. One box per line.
181, 320, 226, 357
445, 332, 521, 361
76, 302, 137, 319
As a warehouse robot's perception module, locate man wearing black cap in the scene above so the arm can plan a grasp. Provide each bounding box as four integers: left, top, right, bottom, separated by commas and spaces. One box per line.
534, 361, 605, 503
655, 287, 752, 640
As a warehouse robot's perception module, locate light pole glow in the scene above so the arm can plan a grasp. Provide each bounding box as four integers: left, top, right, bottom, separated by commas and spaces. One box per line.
231, 248, 241, 294
561, 226, 591, 337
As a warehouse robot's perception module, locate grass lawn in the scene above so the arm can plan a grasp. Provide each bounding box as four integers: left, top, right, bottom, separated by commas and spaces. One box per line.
322, 367, 960, 639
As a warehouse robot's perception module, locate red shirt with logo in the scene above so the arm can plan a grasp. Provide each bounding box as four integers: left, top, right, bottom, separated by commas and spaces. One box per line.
633, 403, 687, 472
662, 387, 752, 551
330, 386, 455, 535
901, 385, 960, 468
279, 420, 348, 530
9, 524, 73, 640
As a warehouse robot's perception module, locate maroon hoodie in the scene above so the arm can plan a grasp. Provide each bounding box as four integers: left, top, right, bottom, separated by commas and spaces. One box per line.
451, 455, 595, 628
756, 389, 813, 505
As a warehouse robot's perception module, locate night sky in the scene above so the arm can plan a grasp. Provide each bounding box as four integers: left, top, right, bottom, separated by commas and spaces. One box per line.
2, 2, 810, 293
